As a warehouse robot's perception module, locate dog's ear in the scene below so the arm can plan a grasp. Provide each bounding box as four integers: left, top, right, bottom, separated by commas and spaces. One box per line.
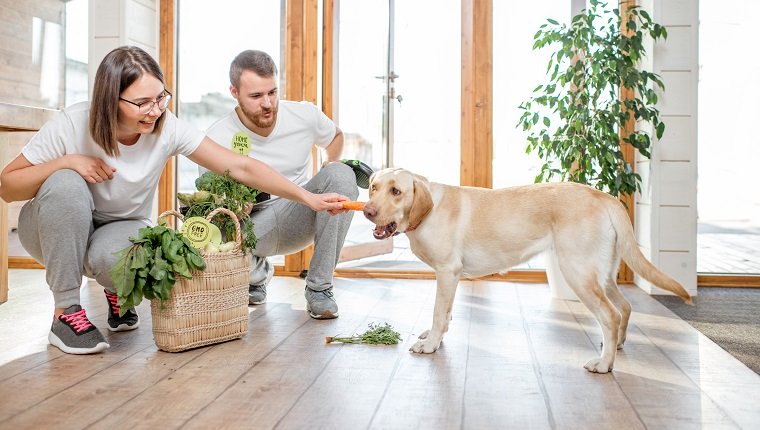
408, 177, 433, 228
368, 172, 376, 194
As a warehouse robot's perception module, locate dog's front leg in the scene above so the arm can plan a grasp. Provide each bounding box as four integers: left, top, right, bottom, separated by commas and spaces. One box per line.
410, 271, 460, 354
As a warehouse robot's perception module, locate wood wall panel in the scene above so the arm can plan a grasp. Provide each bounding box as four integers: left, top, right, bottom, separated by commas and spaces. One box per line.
657, 116, 694, 161
321, 0, 335, 118
157, 0, 176, 216
639, 0, 698, 294
460, 0, 492, 188
283, 0, 319, 274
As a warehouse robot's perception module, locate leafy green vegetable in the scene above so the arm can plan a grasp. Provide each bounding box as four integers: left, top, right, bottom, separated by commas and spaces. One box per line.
325, 322, 402, 345
183, 171, 258, 253
110, 220, 206, 315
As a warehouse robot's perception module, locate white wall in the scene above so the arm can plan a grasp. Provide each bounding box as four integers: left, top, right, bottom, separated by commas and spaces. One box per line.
635, 0, 699, 297
88, 0, 159, 95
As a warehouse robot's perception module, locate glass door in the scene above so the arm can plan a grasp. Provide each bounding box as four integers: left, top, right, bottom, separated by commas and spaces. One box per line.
334, 0, 395, 264
335, 0, 461, 271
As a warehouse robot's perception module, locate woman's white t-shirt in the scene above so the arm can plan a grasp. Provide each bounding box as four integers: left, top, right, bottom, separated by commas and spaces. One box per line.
22, 101, 204, 222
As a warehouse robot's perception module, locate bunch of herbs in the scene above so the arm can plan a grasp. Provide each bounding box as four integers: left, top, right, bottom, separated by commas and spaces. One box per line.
325, 322, 402, 345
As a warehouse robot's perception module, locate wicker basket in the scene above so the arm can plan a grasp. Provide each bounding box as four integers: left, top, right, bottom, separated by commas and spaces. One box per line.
151, 208, 250, 352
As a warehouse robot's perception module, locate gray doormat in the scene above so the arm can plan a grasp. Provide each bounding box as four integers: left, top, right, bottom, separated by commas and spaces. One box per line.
655, 287, 760, 375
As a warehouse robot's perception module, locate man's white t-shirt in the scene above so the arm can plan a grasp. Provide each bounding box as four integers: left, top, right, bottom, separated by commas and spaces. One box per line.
204, 100, 336, 201
22, 101, 205, 222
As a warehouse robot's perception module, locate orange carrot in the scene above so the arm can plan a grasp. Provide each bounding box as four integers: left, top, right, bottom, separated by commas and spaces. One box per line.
341, 201, 365, 211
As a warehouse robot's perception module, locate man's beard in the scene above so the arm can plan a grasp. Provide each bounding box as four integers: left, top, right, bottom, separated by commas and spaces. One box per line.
241, 103, 277, 129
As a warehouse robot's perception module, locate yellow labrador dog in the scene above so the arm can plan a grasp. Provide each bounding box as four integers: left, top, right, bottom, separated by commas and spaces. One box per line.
363, 168, 692, 373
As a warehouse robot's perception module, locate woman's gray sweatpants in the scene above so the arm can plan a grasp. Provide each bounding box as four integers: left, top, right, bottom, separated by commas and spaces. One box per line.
248, 162, 358, 291
18, 169, 148, 309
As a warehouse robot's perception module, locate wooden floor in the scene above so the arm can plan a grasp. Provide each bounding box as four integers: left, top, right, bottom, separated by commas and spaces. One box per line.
2, 269, 760, 429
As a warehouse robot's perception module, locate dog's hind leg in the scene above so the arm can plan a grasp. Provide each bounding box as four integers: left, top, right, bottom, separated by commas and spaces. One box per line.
600, 231, 631, 349
604, 276, 631, 349
410, 270, 460, 354
558, 259, 621, 373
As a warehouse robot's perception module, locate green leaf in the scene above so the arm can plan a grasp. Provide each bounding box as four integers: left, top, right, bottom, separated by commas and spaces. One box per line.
186, 252, 206, 271
172, 258, 192, 279
656, 121, 665, 139
165, 238, 183, 264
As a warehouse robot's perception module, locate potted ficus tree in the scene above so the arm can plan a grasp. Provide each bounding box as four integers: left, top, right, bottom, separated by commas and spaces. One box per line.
516, 0, 667, 299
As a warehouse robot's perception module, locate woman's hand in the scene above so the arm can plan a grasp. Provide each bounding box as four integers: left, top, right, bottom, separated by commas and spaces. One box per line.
305, 192, 349, 216
66, 155, 116, 183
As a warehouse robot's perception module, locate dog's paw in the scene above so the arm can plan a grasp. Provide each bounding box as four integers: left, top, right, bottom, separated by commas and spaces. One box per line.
616, 334, 627, 350
417, 329, 430, 340
584, 357, 613, 374
409, 338, 440, 354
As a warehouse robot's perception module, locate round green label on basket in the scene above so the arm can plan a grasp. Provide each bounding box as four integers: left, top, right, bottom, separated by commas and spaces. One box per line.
231, 131, 251, 156
181, 217, 213, 249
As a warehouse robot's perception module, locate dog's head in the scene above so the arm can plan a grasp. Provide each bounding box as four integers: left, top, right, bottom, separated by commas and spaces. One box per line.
363, 168, 433, 239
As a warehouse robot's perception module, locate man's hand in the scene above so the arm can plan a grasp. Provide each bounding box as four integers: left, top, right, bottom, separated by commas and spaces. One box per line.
67, 155, 116, 183
305, 192, 348, 215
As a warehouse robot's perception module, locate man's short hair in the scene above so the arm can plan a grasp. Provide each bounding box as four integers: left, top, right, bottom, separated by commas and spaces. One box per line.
230, 50, 278, 88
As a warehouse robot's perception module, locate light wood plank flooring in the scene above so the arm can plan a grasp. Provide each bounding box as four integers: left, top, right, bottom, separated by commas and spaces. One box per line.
1, 269, 759, 429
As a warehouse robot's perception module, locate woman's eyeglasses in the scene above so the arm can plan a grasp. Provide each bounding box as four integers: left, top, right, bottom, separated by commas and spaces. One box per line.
119, 90, 172, 115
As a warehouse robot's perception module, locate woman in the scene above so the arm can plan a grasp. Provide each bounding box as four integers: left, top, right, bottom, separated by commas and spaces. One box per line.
0, 46, 347, 355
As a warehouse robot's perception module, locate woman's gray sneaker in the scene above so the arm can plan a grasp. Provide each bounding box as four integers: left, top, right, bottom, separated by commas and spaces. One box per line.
305, 287, 339, 319
48, 305, 110, 354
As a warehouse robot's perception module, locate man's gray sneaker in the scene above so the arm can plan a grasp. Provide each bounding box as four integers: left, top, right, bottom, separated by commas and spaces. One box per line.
305, 286, 339, 319
248, 284, 267, 305
49, 305, 109, 354
249, 258, 274, 305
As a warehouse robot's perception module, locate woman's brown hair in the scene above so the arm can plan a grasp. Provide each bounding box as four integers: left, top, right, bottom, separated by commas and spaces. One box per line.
89, 46, 167, 157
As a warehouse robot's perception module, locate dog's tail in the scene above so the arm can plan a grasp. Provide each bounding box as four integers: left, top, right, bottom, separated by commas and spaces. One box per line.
608, 202, 693, 305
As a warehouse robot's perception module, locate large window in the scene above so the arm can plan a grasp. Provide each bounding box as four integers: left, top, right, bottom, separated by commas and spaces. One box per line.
2, 0, 88, 263
492, 0, 569, 190
697, 0, 760, 275
175, 0, 282, 194
0, 0, 88, 109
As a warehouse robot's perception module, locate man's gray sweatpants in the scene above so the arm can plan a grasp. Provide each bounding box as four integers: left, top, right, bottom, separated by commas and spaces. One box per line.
248, 162, 358, 291
18, 169, 148, 309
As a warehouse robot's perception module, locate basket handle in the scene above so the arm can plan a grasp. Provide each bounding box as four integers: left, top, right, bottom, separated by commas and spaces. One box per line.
206, 207, 243, 251
158, 210, 185, 224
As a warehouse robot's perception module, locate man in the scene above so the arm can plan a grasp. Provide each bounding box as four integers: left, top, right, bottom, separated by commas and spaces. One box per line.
202, 50, 358, 319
